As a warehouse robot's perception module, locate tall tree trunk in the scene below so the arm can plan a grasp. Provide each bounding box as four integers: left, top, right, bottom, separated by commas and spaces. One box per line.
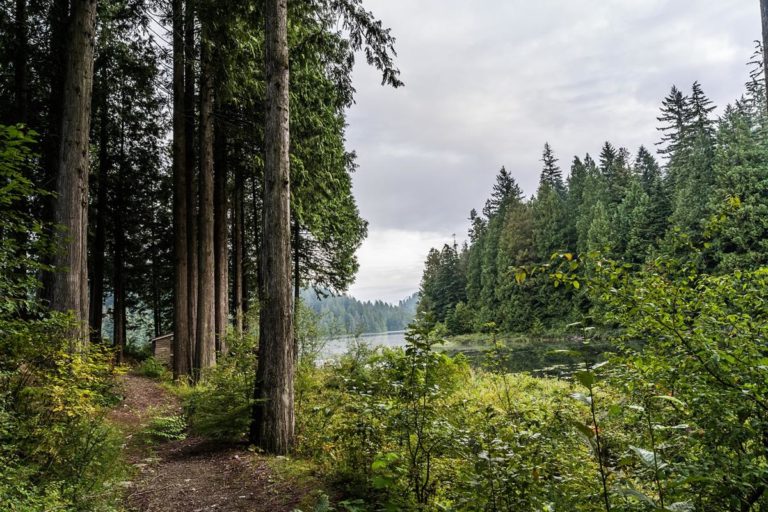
232, 163, 244, 338
13, 0, 28, 123
89, 94, 109, 343
151, 210, 162, 337
214, 102, 229, 354
40, 0, 68, 304
185, 0, 198, 374
293, 218, 300, 362
247, 169, 263, 335
51, 0, 98, 344
113, 195, 126, 364
113, 98, 127, 364
293, 218, 300, 305
250, 0, 294, 454
761, 0, 768, 109
9, 0, 30, 296
195, 22, 216, 378
172, 0, 191, 380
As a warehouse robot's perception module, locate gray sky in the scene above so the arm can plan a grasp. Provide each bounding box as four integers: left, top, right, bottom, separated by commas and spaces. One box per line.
344, 0, 762, 303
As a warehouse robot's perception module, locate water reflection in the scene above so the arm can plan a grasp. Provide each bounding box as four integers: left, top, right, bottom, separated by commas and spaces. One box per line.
322, 330, 407, 358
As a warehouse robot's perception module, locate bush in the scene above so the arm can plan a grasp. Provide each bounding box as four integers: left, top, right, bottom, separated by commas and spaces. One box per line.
184, 332, 256, 440
296, 318, 599, 510
0, 313, 126, 511
142, 415, 187, 442
135, 356, 170, 380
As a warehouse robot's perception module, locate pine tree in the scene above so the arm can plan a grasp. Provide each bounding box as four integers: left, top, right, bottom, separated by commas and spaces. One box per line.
614, 178, 653, 263
495, 202, 535, 330
575, 155, 606, 254
587, 201, 612, 255
656, 85, 690, 156
709, 103, 768, 270
538, 142, 564, 194
665, 82, 717, 243
634, 146, 669, 245
51, 0, 98, 341
483, 166, 522, 217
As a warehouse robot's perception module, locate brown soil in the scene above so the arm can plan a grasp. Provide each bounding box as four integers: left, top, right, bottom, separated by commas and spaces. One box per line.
110, 374, 318, 512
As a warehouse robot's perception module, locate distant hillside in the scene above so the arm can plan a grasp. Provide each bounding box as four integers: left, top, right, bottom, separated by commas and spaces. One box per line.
301, 291, 419, 336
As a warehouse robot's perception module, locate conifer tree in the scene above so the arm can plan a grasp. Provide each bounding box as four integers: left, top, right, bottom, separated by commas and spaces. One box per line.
538, 142, 564, 194
709, 103, 768, 270
51, 0, 99, 340
495, 202, 535, 330
634, 146, 669, 245
666, 82, 717, 242
657, 85, 690, 156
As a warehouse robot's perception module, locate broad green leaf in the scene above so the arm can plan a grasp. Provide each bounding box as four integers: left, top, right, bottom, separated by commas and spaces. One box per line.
574, 370, 595, 388
630, 445, 659, 469
615, 487, 656, 506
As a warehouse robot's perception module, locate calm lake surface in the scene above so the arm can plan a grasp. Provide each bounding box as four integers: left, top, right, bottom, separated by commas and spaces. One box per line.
318, 331, 612, 377
321, 330, 407, 358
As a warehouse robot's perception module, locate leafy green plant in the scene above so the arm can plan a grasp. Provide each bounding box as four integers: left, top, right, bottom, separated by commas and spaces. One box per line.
142, 414, 187, 442
184, 332, 256, 440
135, 356, 171, 380
0, 314, 126, 511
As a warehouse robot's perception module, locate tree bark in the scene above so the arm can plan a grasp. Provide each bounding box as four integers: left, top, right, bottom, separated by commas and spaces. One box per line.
232, 162, 244, 338
172, 0, 191, 380
214, 101, 229, 354
185, 0, 198, 375
761, 0, 768, 109
195, 21, 216, 378
151, 210, 162, 337
250, 0, 295, 454
293, 217, 300, 362
89, 93, 109, 343
113, 96, 127, 364
51, 0, 98, 344
40, 0, 68, 305
13, 0, 28, 123
113, 186, 126, 364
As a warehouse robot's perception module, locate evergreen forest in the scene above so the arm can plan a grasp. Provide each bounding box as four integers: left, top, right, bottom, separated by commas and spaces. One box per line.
302, 290, 418, 335
418, 77, 768, 335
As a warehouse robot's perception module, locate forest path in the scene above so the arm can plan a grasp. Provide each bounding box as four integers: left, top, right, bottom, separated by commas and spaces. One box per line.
109, 374, 314, 512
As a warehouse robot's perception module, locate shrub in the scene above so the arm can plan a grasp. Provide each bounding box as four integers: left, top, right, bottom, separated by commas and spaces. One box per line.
184, 332, 256, 440
0, 313, 126, 511
296, 318, 602, 510
135, 356, 170, 380
142, 415, 187, 442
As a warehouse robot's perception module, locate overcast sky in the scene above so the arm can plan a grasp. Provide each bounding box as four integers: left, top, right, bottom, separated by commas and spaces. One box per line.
343, 0, 762, 303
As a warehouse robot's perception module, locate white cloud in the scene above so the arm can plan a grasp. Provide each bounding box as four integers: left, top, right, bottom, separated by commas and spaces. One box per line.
347, 229, 458, 303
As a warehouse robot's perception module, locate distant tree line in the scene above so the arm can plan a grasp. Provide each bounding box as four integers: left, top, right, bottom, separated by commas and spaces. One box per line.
302, 291, 418, 335
419, 51, 768, 335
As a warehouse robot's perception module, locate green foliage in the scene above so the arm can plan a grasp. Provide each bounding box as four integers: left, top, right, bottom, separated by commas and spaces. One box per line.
142, 415, 187, 443
297, 318, 606, 510
0, 313, 126, 511
416, 67, 768, 339
0, 125, 50, 315
135, 356, 171, 381
596, 260, 768, 510
184, 332, 257, 440
0, 128, 126, 510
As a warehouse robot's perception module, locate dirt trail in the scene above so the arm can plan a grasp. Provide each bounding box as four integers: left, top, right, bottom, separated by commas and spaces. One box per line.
110, 374, 313, 512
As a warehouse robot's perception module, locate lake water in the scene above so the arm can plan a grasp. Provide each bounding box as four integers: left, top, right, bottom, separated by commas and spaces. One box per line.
321, 330, 407, 358
317, 331, 611, 377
